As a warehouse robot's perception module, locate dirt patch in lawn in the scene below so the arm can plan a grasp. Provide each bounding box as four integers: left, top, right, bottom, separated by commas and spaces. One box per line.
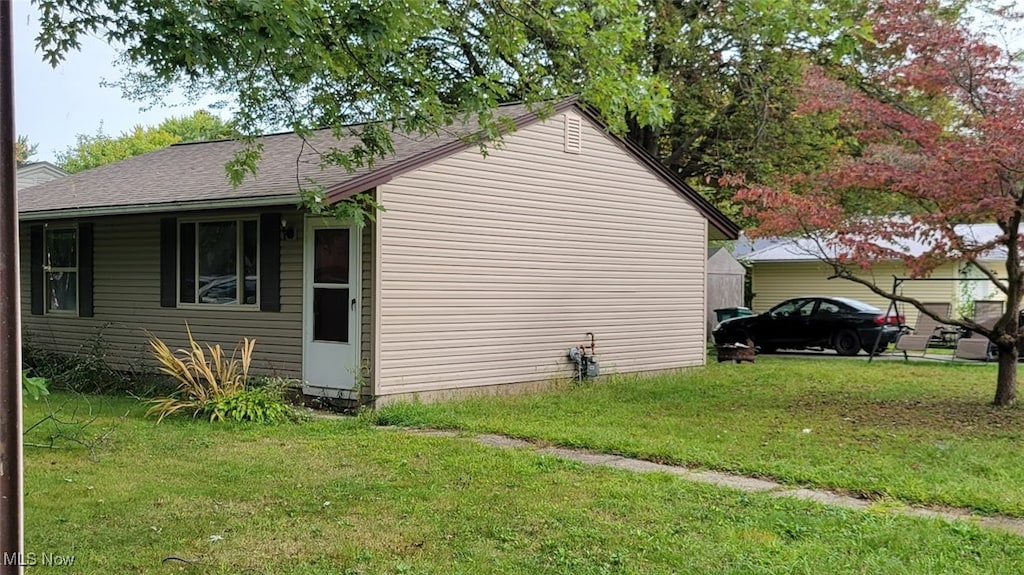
796, 396, 1024, 435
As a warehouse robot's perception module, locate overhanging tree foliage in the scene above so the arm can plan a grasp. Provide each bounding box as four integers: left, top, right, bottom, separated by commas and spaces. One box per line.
737, 0, 1024, 406
628, 0, 868, 221
34, 0, 874, 223
35, 0, 672, 187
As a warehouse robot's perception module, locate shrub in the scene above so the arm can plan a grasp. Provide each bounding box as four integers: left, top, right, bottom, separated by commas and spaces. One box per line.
145, 325, 291, 424
146, 325, 254, 422
207, 385, 291, 424
23, 333, 131, 394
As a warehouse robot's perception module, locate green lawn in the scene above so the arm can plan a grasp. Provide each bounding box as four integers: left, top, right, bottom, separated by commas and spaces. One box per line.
23, 392, 1024, 574
377, 358, 1024, 517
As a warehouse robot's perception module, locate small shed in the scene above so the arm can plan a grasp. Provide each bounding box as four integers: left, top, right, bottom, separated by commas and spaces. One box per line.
707, 247, 747, 336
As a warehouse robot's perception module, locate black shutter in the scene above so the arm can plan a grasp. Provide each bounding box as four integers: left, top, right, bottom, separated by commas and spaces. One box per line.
259, 213, 281, 312
179, 223, 196, 304
78, 223, 94, 317
159, 218, 177, 308
30, 225, 44, 316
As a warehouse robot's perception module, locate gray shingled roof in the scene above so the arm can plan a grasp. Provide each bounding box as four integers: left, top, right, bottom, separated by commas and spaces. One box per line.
18, 103, 537, 215
740, 223, 1008, 263
16, 99, 740, 239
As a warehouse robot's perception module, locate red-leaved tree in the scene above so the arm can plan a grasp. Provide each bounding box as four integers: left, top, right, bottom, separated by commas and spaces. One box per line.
736, 0, 1024, 405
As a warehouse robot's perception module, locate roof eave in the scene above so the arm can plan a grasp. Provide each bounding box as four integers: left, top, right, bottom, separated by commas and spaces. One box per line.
742, 257, 820, 263
573, 105, 740, 240
323, 98, 741, 240
18, 97, 743, 236
18, 194, 298, 221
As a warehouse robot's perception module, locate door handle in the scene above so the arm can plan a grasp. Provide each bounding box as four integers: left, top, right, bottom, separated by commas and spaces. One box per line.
351, 298, 356, 310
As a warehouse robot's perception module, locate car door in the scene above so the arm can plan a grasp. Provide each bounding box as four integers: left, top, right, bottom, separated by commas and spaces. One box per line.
806, 299, 845, 346
784, 298, 819, 346
761, 298, 814, 347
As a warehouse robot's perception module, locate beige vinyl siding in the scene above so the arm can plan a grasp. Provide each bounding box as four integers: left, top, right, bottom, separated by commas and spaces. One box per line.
750, 261, 960, 327
376, 109, 708, 396
359, 218, 375, 399
20, 209, 307, 377
966, 260, 1007, 304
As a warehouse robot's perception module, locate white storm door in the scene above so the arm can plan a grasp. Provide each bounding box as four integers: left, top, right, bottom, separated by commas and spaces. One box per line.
302, 219, 359, 398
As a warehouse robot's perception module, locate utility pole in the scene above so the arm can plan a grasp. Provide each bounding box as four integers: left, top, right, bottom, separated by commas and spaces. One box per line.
0, 0, 25, 572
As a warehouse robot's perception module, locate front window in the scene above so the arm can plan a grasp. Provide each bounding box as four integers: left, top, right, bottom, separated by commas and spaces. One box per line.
45, 227, 78, 313
179, 219, 259, 305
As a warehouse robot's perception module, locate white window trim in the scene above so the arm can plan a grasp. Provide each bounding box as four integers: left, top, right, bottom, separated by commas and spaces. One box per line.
176, 217, 261, 310
43, 224, 79, 316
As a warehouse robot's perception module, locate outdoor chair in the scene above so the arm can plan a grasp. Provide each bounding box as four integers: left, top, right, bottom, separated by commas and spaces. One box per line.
895, 302, 952, 359
954, 300, 1004, 361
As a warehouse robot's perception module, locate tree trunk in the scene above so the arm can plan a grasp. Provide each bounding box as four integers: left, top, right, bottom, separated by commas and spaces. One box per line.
995, 344, 1018, 406
626, 120, 660, 158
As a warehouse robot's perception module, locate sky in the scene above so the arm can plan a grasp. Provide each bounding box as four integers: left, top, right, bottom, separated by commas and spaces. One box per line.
11, 0, 221, 162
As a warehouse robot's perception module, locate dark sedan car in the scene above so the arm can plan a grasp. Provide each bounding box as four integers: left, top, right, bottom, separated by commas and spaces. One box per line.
713, 296, 904, 356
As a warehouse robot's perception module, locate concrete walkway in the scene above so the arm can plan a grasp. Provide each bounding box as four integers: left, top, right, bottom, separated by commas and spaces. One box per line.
397, 427, 1024, 537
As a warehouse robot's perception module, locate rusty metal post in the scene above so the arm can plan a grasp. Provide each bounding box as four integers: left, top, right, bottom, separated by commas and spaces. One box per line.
0, 0, 24, 572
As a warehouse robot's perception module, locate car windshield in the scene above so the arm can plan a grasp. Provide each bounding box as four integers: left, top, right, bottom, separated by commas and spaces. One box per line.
769, 299, 812, 316
831, 297, 881, 313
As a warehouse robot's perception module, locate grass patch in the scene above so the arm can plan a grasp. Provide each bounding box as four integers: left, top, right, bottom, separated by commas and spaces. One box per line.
376, 358, 1024, 516
24, 392, 1024, 573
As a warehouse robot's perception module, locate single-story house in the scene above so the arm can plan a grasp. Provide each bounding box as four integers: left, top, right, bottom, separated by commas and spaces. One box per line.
741, 232, 1005, 327
17, 161, 69, 191
18, 99, 739, 405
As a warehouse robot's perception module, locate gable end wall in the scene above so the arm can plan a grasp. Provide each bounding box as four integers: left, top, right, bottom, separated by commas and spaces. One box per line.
376, 109, 709, 396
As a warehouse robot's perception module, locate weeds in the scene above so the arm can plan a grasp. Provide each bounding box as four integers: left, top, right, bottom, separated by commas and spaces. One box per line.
22, 370, 49, 400
23, 328, 130, 393
21, 358, 121, 459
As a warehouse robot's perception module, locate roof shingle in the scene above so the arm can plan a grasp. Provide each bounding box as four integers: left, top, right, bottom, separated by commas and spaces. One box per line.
19, 103, 536, 214
16, 100, 740, 239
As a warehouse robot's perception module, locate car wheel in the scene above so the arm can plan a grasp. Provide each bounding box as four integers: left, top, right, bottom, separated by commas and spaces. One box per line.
861, 341, 887, 355
833, 330, 861, 356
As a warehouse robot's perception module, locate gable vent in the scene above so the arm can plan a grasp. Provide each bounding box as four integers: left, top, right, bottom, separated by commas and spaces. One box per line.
564, 115, 582, 154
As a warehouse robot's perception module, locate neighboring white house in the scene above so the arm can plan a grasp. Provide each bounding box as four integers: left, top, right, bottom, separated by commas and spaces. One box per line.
17, 162, 69, 191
